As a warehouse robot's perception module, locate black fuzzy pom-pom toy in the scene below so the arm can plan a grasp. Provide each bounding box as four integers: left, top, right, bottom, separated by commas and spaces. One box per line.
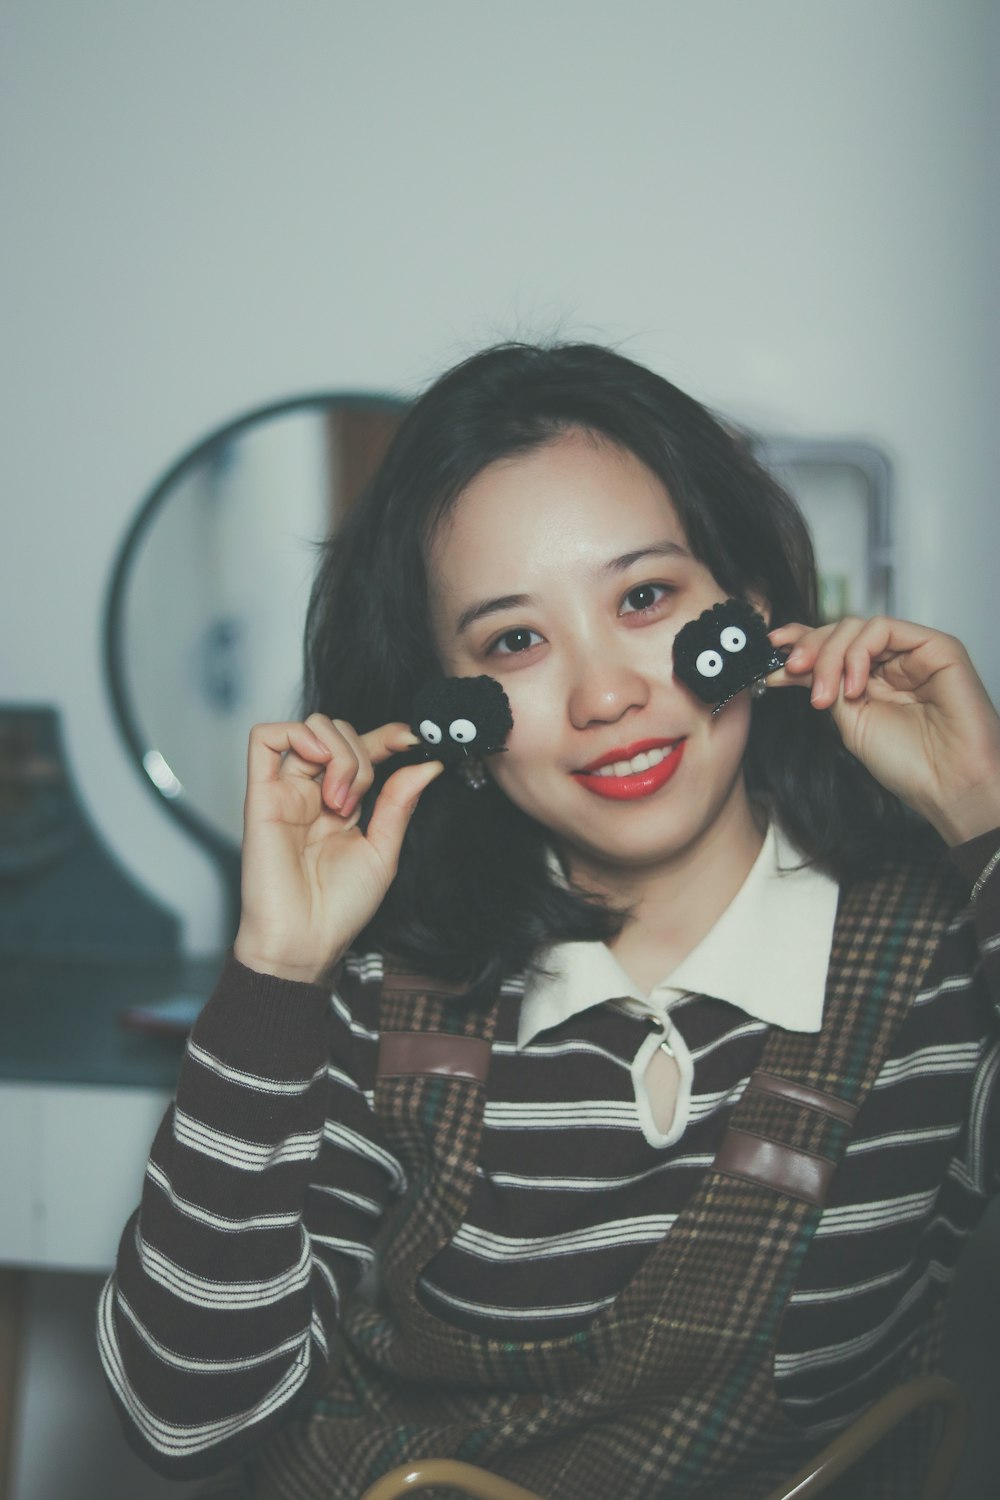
410, 675, 514, 765
673, 599, 786, 713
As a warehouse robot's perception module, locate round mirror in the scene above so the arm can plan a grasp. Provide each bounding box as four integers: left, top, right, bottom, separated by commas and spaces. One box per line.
104, 393, 409, 931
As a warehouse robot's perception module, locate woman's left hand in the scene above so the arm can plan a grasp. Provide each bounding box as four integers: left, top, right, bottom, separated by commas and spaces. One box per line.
769, 616, 1000, 846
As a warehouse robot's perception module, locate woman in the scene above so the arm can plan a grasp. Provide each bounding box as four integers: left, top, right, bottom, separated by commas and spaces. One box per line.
99, 343, 1000, 1498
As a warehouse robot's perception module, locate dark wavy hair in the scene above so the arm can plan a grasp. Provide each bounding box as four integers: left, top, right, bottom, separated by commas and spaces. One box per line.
302, 341, 914, 999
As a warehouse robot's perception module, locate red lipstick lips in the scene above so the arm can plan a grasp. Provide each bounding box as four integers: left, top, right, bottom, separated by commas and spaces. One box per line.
571, 738, 686, 801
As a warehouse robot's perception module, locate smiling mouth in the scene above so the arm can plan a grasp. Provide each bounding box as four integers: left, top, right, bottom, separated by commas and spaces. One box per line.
587, 744, 673, 777
571, 738, 686, 801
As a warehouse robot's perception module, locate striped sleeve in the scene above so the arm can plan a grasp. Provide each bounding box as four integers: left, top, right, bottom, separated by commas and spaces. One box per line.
951, 828, 1000, 992
772, 834, 1000, 1435
949, 828, 1000, 1190
98, 953, 399, 1478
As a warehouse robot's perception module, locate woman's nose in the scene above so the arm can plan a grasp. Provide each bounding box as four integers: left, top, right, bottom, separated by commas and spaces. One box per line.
565, 643, 650, 730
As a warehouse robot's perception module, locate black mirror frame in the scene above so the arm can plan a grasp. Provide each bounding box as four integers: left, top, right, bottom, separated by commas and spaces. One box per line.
102, 390, 409, 943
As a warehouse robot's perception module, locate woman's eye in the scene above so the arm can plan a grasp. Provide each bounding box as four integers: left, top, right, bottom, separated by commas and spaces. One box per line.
620, 583, 669, 615
491, 627, 542, 656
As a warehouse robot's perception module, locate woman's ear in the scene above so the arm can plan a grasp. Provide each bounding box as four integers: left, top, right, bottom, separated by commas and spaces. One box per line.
748, 592, 772, 628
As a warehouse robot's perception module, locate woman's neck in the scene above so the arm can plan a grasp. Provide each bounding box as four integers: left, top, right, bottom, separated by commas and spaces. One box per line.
561, 786, 767, 997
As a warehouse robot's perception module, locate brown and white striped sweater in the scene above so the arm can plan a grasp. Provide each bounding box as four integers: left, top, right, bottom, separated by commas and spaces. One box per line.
98, 832, 1000, 1479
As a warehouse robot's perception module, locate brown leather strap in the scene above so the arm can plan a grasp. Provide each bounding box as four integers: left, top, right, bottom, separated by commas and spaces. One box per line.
381, 972, 471, 997
377, 1031, 492, 1084
715, 1127, 837, 1206
748, 1070, 859, 1125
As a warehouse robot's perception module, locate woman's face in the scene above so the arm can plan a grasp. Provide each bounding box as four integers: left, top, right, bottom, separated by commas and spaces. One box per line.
428, 428, 761, 886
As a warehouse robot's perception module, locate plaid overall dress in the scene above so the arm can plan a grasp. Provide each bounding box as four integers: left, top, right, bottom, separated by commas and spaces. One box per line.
219, 847, 964, 1500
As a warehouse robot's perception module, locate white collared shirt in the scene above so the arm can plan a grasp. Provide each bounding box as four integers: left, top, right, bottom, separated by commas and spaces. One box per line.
516, 824, 839, 1147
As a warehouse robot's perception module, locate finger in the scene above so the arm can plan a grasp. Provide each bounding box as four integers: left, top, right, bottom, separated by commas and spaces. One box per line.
364, 760, 445, 873
764, 622, 830, 691
358, 721, 424, 765
247, 721, 334, 785
774, 616, 864, 707
807, 617, 872, 708
306, 715, 422, 810
297, 714, 366, 811
768, 618, 874, 704
333, 720, 427, 817
811, 616, 931, 707
300, 712, 389, 812
322, 718, 380, 812
840, 616, 899, 699
768, 622, 813, 649
301, 714, 421, 768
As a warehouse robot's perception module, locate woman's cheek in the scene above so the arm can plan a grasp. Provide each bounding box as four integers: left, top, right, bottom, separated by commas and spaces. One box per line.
487, 699, 548, 800
491, 723, 536, 790
486, 752, 538, 819
495, 672, 546, 745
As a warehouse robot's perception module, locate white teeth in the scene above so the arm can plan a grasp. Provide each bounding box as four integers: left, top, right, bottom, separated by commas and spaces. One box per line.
592, 745, 674, 778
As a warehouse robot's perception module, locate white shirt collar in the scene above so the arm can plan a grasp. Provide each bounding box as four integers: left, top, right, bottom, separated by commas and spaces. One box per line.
517, 823, 838, 1049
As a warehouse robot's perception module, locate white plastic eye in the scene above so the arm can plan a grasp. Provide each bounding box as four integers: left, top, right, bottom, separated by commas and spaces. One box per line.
720, 626, 747, 653
419, 719, 443, 744
695, 649, 724, 678
448, 718, 478, 743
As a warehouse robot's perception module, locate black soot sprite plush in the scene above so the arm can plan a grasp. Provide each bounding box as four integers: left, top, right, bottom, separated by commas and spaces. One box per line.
673, 599, 787, 714
410, 675, 514, 767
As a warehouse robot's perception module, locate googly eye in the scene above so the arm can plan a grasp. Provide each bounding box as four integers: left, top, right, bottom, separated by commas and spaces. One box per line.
695, 649, 724, 679
448, 718, 478, 743
418, 719, 442, 744
720, 626, 747, 653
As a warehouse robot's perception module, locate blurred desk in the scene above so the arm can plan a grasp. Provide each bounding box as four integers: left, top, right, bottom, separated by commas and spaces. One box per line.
0, 957, 218, 1497
0, 956, 218, 1271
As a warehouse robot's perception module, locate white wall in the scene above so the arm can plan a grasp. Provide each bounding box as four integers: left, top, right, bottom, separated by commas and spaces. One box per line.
1, 6, 997, 1486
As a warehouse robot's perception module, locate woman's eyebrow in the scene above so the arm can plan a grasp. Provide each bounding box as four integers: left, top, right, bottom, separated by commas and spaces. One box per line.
605, 539, 691, 574
455, 593, 532, 635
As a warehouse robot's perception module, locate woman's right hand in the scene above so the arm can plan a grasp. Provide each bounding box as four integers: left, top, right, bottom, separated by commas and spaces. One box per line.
232, 715, 444, 983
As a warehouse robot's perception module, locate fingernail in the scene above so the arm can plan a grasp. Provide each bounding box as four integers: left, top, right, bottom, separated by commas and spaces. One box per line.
330, 782, 348, 810
340, 794, 358, 819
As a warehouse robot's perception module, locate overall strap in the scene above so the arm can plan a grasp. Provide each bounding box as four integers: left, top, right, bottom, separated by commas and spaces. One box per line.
376, 963, 499, 1081
716, 842, 964, 1206
359, 960, 505, 1378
